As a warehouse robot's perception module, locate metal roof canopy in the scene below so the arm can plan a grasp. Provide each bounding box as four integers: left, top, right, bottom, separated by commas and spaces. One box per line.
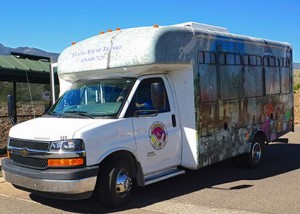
0, 54, 58, 84
0, 53, 59, 124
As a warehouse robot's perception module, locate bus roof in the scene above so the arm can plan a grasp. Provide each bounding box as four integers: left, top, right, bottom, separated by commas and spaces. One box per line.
57, 22, 291, 80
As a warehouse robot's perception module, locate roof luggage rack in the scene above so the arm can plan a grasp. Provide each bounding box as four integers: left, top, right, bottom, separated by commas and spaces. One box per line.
173, 22, 228, 33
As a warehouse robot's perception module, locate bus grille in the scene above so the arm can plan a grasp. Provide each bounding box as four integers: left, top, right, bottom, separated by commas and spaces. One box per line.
10, 154, 48, 169
9, 139, 50, 151
9, 138, 50, 169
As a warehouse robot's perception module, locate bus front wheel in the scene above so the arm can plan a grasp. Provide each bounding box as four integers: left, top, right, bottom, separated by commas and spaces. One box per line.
96, 158, 133, 207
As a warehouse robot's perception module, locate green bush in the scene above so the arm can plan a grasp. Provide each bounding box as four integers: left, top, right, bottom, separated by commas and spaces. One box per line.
294, 83, 300, 91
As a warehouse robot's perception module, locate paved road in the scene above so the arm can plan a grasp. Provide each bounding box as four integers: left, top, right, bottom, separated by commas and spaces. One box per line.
0, 126, 300, 214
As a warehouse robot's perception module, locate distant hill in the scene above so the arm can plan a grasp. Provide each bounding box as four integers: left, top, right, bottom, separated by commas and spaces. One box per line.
294, 63, 300, 70
0, 43, 59, 62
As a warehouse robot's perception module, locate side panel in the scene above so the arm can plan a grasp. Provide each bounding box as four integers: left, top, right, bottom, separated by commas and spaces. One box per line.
76, 118, 136, 166
168, 68, 198, 169
194, 37, 293, 168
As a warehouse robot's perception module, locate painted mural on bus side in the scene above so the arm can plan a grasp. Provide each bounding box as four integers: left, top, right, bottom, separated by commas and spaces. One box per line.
196, 94, 293, 167
194, 47, 293, 168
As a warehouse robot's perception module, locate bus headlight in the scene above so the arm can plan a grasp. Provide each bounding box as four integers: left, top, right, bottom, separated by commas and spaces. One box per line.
50, 139, 85, 152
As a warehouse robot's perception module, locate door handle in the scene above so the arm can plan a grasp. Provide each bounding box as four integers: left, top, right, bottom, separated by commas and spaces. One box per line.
172, 114, 176, 127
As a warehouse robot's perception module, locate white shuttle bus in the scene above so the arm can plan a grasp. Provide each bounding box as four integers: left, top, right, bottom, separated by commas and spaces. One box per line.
2, 22, 294, 207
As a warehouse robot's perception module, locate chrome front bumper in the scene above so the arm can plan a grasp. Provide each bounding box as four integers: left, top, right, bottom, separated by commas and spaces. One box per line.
1, 158, 99, 199
2, 169, 97, 195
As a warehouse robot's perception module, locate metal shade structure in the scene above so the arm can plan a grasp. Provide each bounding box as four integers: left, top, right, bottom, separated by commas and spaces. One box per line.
0, 53, 59, 124
0, 54, 58, 84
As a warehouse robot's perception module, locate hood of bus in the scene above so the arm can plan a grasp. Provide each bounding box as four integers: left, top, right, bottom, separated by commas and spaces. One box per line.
8, 117, 117, 141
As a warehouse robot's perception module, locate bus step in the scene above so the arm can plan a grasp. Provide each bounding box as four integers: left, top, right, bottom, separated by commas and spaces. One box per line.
144, 168, 185, 185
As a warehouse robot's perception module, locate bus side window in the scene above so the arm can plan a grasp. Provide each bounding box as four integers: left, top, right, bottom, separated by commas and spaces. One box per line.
265, 56, 280, 95
280, 58, 291, 94
244, 55, 263, 98
198, 51, 218, 102
219, 53, 243, 100
125, 78, 170, 117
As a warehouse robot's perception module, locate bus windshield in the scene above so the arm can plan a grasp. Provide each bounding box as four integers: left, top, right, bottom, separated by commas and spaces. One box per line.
47, 78, 135, 118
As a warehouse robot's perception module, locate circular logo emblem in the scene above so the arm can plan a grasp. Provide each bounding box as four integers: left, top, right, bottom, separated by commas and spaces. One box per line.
149, 121, 168, 150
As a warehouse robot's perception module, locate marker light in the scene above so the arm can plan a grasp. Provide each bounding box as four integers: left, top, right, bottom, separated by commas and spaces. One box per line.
100, 31, 105, 34
116, 28, 121, 31
107, 29, 112, 32
153, 24, 159, 28
72, 42, 76, 45
48, 158, 84, 167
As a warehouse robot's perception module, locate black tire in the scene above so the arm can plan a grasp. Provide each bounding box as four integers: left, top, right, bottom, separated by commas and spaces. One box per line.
96, 158, 133, 207
243, 136, 265, 168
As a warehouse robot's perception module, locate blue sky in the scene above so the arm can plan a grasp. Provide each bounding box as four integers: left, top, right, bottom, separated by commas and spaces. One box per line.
1, 0, 300, 62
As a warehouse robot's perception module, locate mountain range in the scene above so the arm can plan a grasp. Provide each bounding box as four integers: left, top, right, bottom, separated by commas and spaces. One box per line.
0, 43, 59, 62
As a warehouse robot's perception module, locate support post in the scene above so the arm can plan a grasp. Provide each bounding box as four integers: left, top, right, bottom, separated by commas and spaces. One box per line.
13, 81, 17, 124
49, 63, 57, 105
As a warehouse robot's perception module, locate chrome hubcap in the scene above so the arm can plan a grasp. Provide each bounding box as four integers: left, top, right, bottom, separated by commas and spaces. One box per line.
116, 169, 132, 197
252, 142, 262, 163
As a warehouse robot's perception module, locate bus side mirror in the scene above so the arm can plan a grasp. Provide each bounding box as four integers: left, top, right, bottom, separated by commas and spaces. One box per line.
151, 82, 165, 109
7, 94, 16, 125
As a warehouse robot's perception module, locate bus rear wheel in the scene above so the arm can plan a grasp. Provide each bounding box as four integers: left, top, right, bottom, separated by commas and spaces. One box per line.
243, 136, 265, 168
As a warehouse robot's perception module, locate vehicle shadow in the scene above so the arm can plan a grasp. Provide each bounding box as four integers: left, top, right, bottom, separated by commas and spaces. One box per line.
30, 142, 300, 213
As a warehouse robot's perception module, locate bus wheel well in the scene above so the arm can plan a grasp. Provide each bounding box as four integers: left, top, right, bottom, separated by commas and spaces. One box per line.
98, 151, 139, 181
95, 151, 137, 207
252, 131, 268, 144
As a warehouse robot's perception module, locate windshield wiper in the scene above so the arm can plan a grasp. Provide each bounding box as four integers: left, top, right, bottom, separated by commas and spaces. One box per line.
44, 110, 60, 117
63, 110, 94, 119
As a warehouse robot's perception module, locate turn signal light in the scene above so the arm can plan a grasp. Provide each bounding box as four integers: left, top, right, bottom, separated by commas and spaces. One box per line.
48, 158, 84, 167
